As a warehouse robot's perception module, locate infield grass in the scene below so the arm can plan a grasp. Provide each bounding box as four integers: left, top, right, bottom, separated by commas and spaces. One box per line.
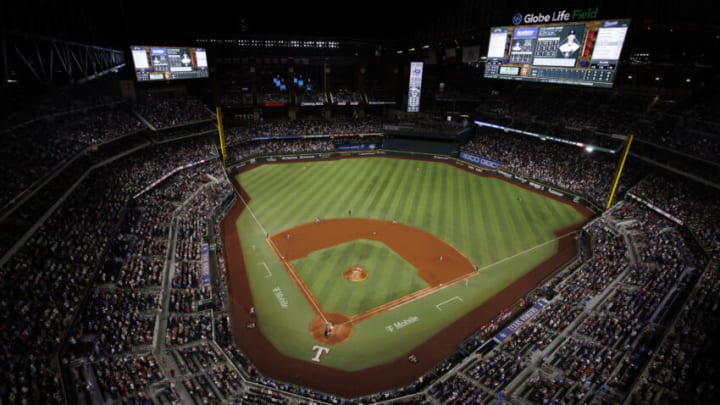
292, 240, 429, 316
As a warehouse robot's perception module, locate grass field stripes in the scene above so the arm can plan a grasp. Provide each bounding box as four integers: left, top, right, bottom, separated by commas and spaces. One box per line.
234, 183, 268, 236
258, 262, 272, 278
239, 159, 584, 268
231, 157, 589, 370
475, 229, 578, 273
266, 236, 329, 324
292, 240, 428, 316
435, 296, 464, 311
337, 268, 479, 326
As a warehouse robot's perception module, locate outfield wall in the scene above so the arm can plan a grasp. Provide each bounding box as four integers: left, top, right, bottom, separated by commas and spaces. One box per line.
382, 138, 459, 155
227, 149, 602, 214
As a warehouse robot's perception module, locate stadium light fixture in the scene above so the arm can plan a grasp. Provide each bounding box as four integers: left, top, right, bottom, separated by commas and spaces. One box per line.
474, 120, 616, 154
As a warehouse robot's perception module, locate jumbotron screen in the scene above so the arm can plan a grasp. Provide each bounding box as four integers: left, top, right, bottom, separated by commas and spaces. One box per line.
484, 19, 630, 87
130, 46, 209, 81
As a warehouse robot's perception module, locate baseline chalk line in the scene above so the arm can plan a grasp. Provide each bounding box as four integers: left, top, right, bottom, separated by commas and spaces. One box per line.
436, 296, 463, 311
258, 262, 272, 278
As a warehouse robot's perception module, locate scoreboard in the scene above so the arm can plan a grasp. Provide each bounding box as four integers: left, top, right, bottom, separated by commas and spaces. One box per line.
484, 19, 630, 88
407, 62, 424, 113
131, 46, 209, 82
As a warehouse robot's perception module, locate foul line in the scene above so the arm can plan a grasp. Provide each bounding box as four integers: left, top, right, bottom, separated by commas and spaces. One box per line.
436, 296, 463, 311
339, 270, 478, 327
233, 180, 327, 325
475, 229, 578, 273
258, 262, 272, 278
267, 237, 328, 324
233, 175, 578, 329
337, 230, 579, 327
235, 189, 268, 237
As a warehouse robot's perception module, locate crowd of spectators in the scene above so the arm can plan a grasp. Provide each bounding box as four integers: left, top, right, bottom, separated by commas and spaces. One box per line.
504, 198, 706, 404
73, 151, 232, 400
221, 87, 385, 108
428, 374, 493, 403
635, 119, 720, 162
621, 175, 719, 404
85, 353, 164, 402
630, 260, 719, 404
476, 87, 649, 135
1, 166, 132, 404
0, 104, 144, 209
258, 91, 289, 105
630, 175, 719, 255
220, 92, 254, 107
297, 90, 328, 106
473, 85, 720, 163
81, 287, 157, 356
135, 92, 214, 129
424, 191, 713, 404
66, 154, 231, 402
634, 90, 720, 162
332, 89, 363, 106
462, 130, 640, 207
0, 127, 219, 404
226, 139, 335, 163
1, 78, 122, 129
223, 117, 383, 146
0, 357, 62, 404
2, 90, 719, 404
151, 122, 218, 143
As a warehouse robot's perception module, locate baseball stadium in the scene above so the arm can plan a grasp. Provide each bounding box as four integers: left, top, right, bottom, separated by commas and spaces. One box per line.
221, 155, 591, 394
1, 1, 719, 404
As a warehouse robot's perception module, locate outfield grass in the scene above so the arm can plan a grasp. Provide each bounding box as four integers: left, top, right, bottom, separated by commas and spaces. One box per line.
292, 240, 429, 316
240, 158, 583, 266
233, 157, 588, 370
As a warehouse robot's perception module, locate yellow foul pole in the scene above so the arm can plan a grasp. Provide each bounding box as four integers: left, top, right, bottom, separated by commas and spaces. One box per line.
606, 134, 633, 210
215, 106, 227, 166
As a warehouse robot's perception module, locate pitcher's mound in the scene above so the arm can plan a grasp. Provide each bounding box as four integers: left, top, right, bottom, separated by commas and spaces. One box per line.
344, 266, 368, 282
310, 313, 352, 344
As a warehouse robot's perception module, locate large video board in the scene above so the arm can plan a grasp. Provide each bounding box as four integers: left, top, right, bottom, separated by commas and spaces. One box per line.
130, 46, 209, 82
407, 62, 424, 112
484, 19, 629, 88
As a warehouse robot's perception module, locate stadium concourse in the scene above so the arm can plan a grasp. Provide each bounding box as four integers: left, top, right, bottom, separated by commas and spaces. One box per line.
0, 86, 718, 405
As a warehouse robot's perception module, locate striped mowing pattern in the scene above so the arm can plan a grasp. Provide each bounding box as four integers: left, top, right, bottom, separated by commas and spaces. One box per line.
292, 240, 429, 316
232, 157, 588, 370
238, 157, 585, 268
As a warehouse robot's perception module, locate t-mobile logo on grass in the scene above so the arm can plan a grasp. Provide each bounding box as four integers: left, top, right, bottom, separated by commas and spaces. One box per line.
311, 345, 330, 362
385, 315, 419, 332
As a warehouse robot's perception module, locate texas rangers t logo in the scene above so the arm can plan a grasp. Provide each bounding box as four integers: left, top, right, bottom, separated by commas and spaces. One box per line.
311, 345, 330, 362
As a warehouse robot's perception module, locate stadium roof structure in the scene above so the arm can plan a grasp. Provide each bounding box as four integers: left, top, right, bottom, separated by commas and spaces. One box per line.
3, 0, 718, 92
5, 0, 717, 47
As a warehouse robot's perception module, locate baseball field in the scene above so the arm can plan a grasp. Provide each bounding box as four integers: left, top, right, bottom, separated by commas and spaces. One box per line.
221, 156, 592, 395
